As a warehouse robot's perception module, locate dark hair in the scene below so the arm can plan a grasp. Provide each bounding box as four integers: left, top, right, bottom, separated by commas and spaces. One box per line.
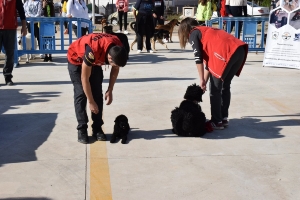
108, 46, 128, 67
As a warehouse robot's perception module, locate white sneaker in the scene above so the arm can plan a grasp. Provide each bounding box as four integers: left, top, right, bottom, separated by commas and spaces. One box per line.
124, 30, 128, 35
137, 50, 141, 53
147, 50, 154, 53
116, 30, 121, 33
40, 54, 44, 59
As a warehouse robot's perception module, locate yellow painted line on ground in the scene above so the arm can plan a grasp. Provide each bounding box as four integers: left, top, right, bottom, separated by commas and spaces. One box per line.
90, 124, 112, 200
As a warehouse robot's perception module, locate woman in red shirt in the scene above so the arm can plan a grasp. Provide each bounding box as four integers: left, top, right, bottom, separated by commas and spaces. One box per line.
178, 17, 248, 130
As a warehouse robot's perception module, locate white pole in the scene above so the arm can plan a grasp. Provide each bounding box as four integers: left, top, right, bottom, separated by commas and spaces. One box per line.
92, 0, 95, 25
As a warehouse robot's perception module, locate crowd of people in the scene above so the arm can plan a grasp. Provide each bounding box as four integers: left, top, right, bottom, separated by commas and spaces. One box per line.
1, 0, 249, 143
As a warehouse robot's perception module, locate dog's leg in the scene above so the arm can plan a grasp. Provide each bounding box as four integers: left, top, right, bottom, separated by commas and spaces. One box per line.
130, 37, 137, 50
144, 36, 147, 50
158, 39, 168, 50
26, 54, 29, 63
151, 38, 157, 51
121, 135, 127, 144
110, 134, 117, 143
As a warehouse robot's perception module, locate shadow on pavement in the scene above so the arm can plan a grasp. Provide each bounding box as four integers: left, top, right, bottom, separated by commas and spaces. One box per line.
204, 116, 300, 139
0, 89, 60, 167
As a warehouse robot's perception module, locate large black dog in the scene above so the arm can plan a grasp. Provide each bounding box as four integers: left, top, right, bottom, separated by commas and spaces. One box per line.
171, 84, 207, 137
110, 114, 130, 144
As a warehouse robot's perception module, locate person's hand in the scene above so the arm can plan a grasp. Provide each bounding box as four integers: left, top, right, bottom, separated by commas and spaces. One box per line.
105, 90, 113, 105
89, 101, 99, 114
43, 0, 47, 7
21, 23, 27, 36
153, 13, 157, 18
199, 80, 207, 92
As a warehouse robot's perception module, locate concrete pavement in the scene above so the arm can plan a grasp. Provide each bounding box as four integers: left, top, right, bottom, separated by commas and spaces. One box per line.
0, 29, 300, 200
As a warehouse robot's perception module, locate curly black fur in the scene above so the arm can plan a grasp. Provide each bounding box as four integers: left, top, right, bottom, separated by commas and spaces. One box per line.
110, 114, 130, 144
171, 84, 206, 137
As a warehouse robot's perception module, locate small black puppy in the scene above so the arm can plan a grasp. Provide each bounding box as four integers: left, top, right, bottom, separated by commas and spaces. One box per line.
110, 114, 130, 144
171, 84, 206, 137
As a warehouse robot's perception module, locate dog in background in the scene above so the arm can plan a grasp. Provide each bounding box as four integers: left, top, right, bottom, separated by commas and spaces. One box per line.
101, 18, 108, 33
17, 33, 37, 63
155, 19, 180, 43
130, 28, 170, 51
171, 84, 207, 137
110, 114, 130, 144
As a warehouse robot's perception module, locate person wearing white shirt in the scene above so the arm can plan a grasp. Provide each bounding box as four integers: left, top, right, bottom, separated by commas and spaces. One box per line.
23, 0, 43, 56
66, 0, 89, 37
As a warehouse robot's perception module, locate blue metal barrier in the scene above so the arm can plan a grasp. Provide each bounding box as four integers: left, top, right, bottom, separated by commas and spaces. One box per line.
14, 17, 93, 66
206, 17, 269, 52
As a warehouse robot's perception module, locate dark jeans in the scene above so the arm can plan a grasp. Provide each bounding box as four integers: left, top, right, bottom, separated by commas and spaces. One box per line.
118, 11, 128, 31
27, 22, 40, 48
0, 29, 16, 79
68, 62, 104, 132
136, 14, 154, 51
72, 24, 88, 38
230, 21, 243, 39
209, 46, 246, 123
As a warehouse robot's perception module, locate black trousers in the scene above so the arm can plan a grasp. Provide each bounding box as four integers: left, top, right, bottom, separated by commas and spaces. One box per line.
0, 29, 16, 79
27, 23, 40, 48
72, 24, 88, 38
118, 11, 128, 31
209, 46, 246, 123
136, 14, 154, 51
68, 62, 104, 132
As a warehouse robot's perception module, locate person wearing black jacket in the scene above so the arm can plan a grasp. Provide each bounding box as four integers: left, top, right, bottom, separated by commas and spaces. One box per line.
0, 0, 27, 85
133, 0, 156, 53
225, 0, 247, 39
153, 0, 165, 27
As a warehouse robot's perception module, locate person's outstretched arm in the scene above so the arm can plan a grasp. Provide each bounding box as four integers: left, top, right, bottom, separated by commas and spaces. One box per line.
105, 66, 120, 105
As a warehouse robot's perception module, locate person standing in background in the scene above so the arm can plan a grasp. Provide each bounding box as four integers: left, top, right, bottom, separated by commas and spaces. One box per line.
196, 0, 213, 25
116, 0, 129, 34
23, 0, 43, 59
0, 0, 27, 85
61, 0, 69, 34
66, 0, 89, 37
133, 0, 156, 53
225, 0, 247, 39
153, 0, 165, 27
42, 0, 55, 62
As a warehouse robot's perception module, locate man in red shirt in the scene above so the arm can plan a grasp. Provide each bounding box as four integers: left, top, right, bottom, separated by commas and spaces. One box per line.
67, 33, 128, 144
0, 0, 27, 85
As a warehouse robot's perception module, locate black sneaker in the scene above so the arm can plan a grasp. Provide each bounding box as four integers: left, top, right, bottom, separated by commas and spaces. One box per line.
43, 55, 49, 62
78, 129, 89, 144
92, 130, 106, 141
5, 78, 14, 86
48, 56, 53, 62
210, 121, 225, 130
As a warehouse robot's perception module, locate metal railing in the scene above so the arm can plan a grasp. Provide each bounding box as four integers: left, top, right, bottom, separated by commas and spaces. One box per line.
206, 17, 269, 52
13, 17, 93, 66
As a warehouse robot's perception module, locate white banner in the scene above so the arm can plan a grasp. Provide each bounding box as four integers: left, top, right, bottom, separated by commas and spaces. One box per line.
263, 0, 300, 69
